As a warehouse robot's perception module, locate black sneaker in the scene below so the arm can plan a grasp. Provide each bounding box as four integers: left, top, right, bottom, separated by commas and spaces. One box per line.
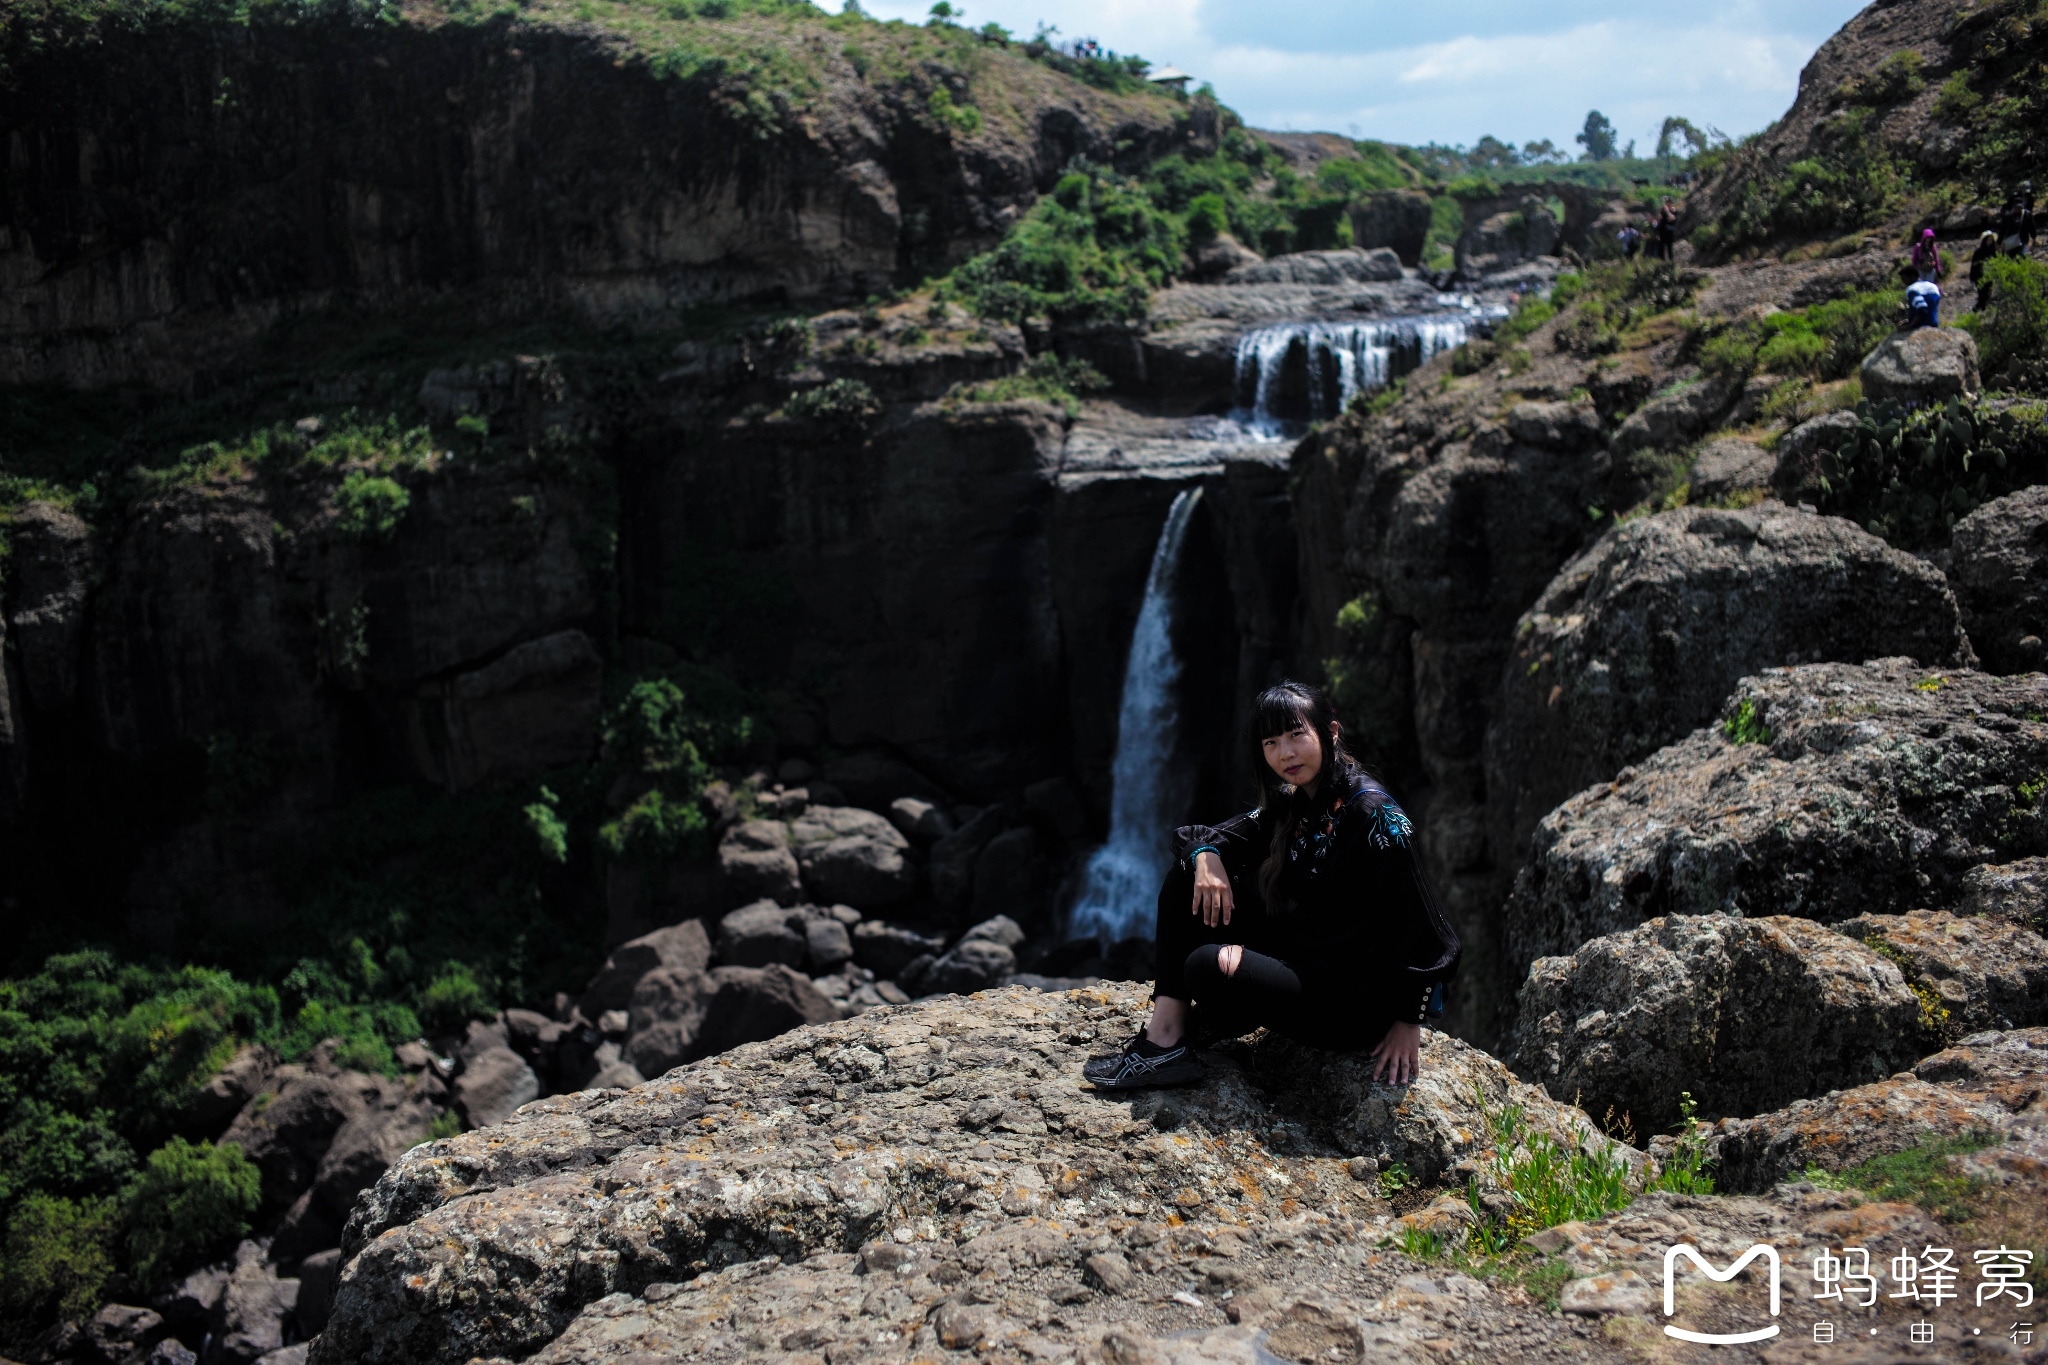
1081, 1032, 1203, 1090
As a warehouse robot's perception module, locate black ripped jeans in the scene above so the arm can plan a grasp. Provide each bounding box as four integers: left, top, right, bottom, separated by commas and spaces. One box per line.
1150, 864, 1393, 1051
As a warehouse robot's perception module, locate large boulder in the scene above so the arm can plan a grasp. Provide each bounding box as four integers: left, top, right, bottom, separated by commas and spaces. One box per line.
1489, 507, 1971, 875
1947, 485, 2048, 674
1959, 856, 2048, 930
1835, 909, 2048, 1036
1608, 377, 1735, 457
452, 1046, 540, 1130
715, 819, 804, 906
623, 963, 715, 1077
1770, 408, 1860, 499
1859, 326, 1981, 406
1506, 915, 1924, 1133
309, 1098, 440, 1221
577, 919, 713, 1018
184, 1044, 277, 1138
927, 807, 1004, 911
692, 963, 840, 1057
214, 1255, 301, 1365
1685, 438, 1774, 502
1699, 1026, 2046, 1193
316, 983, 1631, 1365
1505, 400, 1604, 453
715, 899, 807, 968
1504, 659, 2048, 979
850, 919, 946, 976
220, 1069, 370, 1214
787, 806, 916, 908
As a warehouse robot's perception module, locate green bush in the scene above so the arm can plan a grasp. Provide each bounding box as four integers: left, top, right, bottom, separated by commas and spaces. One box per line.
333, 470, 410, 539
1700, 111, 1903, 255
1965, 256, 2048, 390
1184, 192, 1229, 242
784, 378, 882, 429
947, 167, 1184, 323
1698, 288, 1900, 381
1812, 398, 2048, 546
946, 353, 1110, 413
121, 1138, 259, 1288
1722, 698, 1774, 746
0, 1194, 117, 1351
414, 962, 492, 1037
925, 85, 981, 134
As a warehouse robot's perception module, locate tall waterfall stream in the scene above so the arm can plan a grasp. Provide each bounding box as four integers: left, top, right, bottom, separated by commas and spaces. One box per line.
1066, 488, 1203, 943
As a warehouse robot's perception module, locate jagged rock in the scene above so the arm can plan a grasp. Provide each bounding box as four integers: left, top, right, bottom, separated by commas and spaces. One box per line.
1697, 1027, 2047, 1193
1349, 190, 1434, 265
588, 1059, 645, 1089
788, 806, 916, 908
1859, 326, 1981, 406
802, 915, 854, 971
84, 1304, 162, 1365
1504, 659, 2048, 978
915, 937, 1016, 995
928, 807, 1004, 911
715, 819, 804, 906
1835, 909, 2048, 1035
849, 920, 946, 976
253, 1347, 307, 1365
885, 795, 953, 843
153, 1265, 229, 1330
959, 914, 1026, 949
3, 501, 97, 714
316, 984, 1629, 1365
693, 963, 839, 1057
1504, 400, 1603, 452
577, 919, 712, 1018
184, 1044, 276, 1138
716, 899, 807, 968
1685, 437, 1774, 501
623, 964, 715, 1077
1507, 915, 1924, 1132
1770, 408, 1860, 498
1948, 485, 2048, 674
214, 1259, 300, 1365
1489, 508, 1971, 874
148, 1338, 198, 1365
452, 1046, 539, 1129
1958, 857, 2048, 930
310, 1096, 440, 1219
294, 1248, 341, 1337
1189, 232, 1263, 279
220, 1070, 365, 1213
1608, 377, 1734, 456
970, 826, 1042, 927
1221, 248, 1403, 286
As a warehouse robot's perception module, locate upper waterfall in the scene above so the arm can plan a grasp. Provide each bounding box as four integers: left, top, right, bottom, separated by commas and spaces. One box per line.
1233, 316, 1471, 436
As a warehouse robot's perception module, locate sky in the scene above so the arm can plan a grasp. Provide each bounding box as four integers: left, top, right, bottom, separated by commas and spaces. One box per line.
848, 0, 1873, 154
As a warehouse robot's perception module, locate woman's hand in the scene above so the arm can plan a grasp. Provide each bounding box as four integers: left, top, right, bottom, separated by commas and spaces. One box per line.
1192, 850, 1234, 927
1370, 1020, 1422, 1085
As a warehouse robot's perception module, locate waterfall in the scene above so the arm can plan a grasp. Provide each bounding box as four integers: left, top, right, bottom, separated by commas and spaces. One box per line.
1066, 488, 1203, 943
1233, 316, 1471, 433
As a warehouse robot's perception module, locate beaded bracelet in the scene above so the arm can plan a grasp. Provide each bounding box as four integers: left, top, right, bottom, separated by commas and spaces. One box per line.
1186, 844, 1222, 869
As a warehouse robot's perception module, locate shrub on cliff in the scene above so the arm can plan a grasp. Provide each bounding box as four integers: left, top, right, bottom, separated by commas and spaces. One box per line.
1964, 257, 2048, 392
121, 1137, 259, 1288
1699, 288, 1899, 382
947, 167, 1183, 323
333, 469, 410, 539
1696, 109, 1904, 256
1816, 397, 2048, 547
783, 378, 881, 430
0, 1194, 116, 1352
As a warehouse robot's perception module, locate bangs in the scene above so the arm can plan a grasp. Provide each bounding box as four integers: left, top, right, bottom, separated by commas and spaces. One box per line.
1251, 690, 1316, 742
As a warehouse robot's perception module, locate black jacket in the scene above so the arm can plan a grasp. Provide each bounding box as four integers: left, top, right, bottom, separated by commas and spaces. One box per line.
1172, 772, 1461, 1023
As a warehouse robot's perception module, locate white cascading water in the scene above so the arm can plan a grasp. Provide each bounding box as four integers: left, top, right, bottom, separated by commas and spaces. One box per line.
1066, 487, 1203, 943
1233, 317, 1471, 435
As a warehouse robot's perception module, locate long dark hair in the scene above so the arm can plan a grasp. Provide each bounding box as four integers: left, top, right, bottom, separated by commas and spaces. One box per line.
1249, 682, 1363, 913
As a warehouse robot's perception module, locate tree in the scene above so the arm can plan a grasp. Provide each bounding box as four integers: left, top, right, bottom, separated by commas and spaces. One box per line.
1469, 135, 1522, 170
1522, 139, 1567, 165
1576, 110, 1618, 162
1657, 117, 1708, 160
927, 1, 958, 22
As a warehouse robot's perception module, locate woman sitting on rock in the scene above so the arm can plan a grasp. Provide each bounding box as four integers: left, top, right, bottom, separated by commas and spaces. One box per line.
1082, 682, 1460, 1091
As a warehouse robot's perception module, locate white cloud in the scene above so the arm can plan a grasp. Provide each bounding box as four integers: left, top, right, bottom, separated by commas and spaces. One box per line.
848, 0, 1866, 149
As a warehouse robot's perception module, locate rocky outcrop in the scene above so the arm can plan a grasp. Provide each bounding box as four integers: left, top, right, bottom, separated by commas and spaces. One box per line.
1959, 857, 2048, 930
1701, 1026, 2047, 1193
1948, 485, 2048, 674
1507, 915, 1925, 1132
1859, 328, 1981, 406
1504, 659, 2048, 979
1685, 437, 1774, 502
1835, 909, 2048, 1036
1488, 506, 1971, 873
314, 983, 1630, 1365
1220, 248, 1403, 286
1608, 377, 1736, 457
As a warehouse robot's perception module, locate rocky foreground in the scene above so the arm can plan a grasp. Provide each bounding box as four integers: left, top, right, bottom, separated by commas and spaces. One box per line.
297, 983, 2048, 1365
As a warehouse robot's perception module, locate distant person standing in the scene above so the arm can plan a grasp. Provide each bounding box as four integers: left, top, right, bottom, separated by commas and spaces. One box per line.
2001, 183, 2035, 256
1910, 227, 1943, 282
1653, 205, 1678, 262
1971, 229, 2001, 306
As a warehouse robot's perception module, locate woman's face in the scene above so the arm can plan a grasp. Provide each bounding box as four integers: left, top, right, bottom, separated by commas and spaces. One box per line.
1262, 719, 1326, 790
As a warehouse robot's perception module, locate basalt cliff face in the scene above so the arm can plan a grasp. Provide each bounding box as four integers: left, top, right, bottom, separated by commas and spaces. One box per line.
9, 0, 2048, 1359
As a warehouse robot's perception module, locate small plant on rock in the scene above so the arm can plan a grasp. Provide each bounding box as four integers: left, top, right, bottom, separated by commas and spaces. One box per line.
334, 469, 411, 540
784, 378, 882, 432
1722, 698, 1773, 745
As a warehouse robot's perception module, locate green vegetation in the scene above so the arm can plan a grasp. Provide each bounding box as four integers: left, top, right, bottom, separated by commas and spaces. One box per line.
945, 353, 1108, 414
1964, 256, 2048, 392
1647, 1092, 1717, 1196
783, 377, 882, 430
1698, 109, 1905, 257
1815, 398, 2048, 547
334, 469, 411, 538
1698, 288, 1900, 383
1722, 698, 1774, 746
1943, 0, 2048, 190
122, 1137, 260, 1287
595, 670, 760, 865
0, 1194, 118, 1344
1803, 1133, 2000, 1222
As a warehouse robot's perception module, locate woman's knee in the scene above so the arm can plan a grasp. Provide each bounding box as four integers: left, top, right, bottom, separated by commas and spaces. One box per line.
1183, 943, 1225, 992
